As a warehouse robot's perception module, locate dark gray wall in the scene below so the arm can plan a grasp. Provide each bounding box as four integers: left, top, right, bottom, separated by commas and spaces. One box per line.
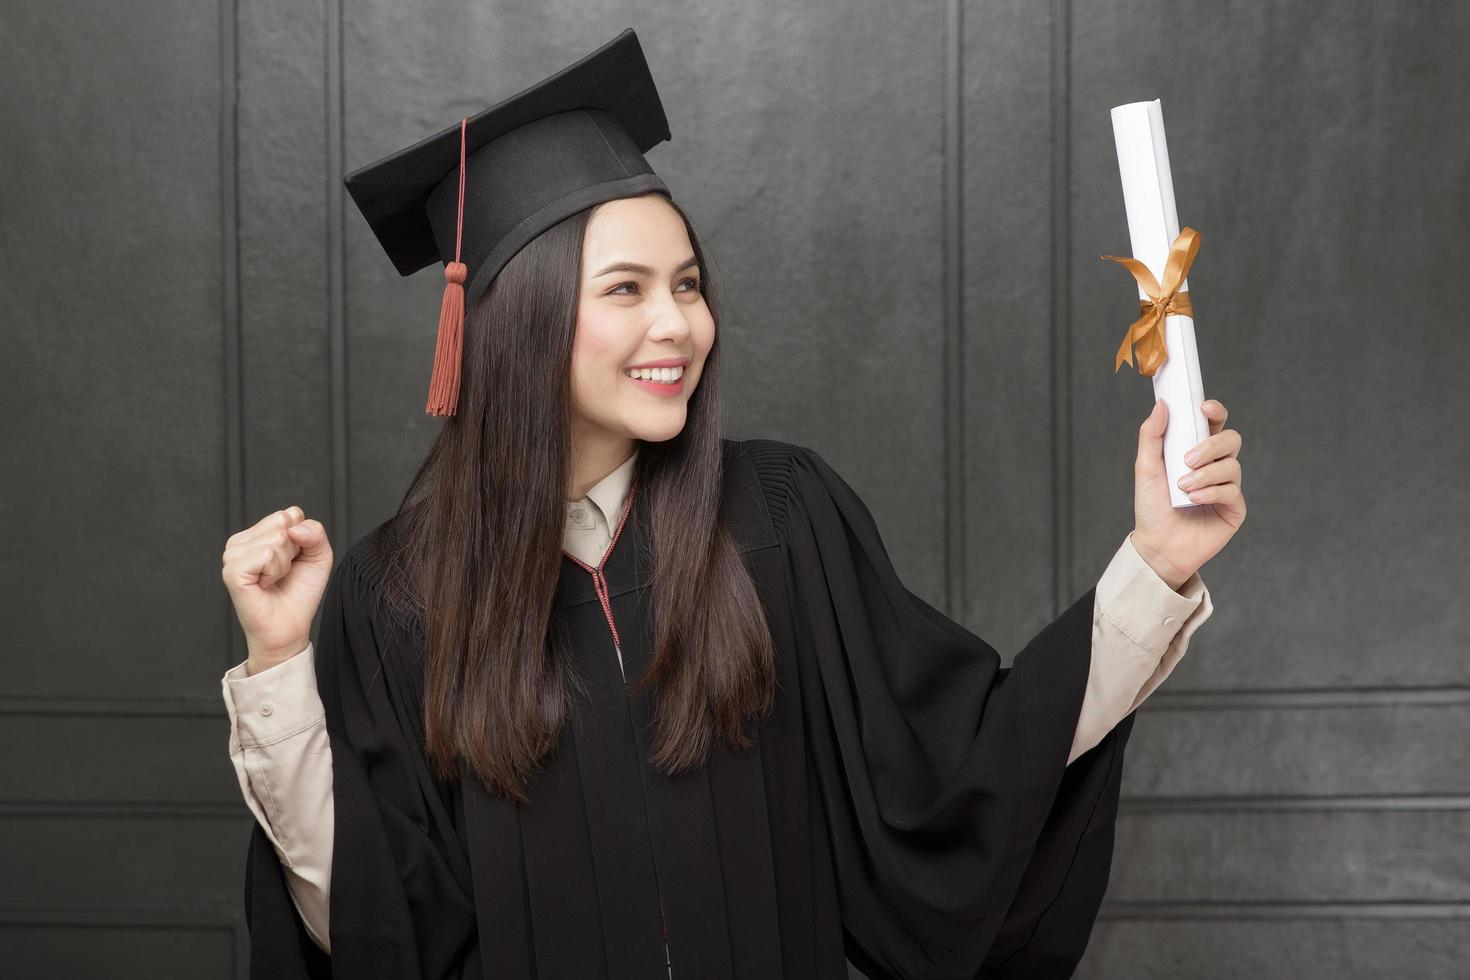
2, 1, 1466, 977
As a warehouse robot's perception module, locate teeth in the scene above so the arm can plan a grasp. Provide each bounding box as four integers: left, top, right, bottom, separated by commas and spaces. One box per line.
625, 365, 685, 383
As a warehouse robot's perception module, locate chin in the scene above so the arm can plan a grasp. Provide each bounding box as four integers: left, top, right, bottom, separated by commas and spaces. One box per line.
623, 409, 689, 444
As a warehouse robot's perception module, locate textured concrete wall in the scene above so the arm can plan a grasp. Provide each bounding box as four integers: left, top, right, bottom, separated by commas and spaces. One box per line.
2, 0, 1465, 976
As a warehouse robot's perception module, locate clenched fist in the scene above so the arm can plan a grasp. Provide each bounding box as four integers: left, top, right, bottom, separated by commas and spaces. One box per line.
220, 506, 333, 675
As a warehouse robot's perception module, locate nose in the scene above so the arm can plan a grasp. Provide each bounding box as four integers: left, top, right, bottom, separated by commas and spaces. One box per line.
644, 290, 693, 343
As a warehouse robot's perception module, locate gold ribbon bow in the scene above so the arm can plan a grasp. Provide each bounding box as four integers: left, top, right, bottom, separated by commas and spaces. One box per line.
1100, 226, 1201, 376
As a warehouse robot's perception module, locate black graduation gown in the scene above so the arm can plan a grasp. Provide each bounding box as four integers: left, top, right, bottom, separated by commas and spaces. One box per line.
241, 436, 1136, 980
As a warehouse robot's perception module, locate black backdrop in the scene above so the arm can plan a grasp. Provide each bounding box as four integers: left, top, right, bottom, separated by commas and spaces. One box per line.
2, 1, 1467, 977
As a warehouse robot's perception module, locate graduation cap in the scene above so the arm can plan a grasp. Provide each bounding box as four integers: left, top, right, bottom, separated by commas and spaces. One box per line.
343, 28, 673, 416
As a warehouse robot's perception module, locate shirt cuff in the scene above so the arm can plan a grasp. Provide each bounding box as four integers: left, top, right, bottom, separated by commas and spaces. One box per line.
1097, 532, 1208, 656
1125, 575, 1214, 717
1066, 534, 1216, 765
221, 642, 322, 752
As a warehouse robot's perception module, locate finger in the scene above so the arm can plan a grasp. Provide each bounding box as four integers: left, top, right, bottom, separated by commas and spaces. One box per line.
1178, 456, 1241, 493
1185, 427, 1243, 466
285, 519, 332, 566
1184, 479, 1246, 513
256, 542, 290, 590
1201, 398, 1228, 436
226, 506, 304, 554
1136, 399, 1168, 475
223, 540, 286, 591
223, 507, 307, 565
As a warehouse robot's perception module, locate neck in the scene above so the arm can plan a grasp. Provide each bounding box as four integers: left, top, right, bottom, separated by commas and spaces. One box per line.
568, 428, 637, 501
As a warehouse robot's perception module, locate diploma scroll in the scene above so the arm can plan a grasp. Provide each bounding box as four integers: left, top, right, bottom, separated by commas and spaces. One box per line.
1108, 99, 1209, 509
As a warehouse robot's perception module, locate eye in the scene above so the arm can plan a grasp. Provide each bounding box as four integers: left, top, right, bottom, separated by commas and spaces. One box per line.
607, 277, 702, 296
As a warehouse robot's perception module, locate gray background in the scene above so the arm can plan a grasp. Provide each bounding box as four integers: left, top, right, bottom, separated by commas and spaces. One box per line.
2, 0, 1467, 977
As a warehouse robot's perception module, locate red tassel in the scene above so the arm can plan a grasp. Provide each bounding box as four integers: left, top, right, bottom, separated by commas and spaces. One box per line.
425, 116, 471, 417
424, 260, 466, 416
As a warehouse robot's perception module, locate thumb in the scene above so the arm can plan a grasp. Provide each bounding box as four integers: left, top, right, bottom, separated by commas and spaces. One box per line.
286, 520, 332, 566
1135, 398, 1168, 475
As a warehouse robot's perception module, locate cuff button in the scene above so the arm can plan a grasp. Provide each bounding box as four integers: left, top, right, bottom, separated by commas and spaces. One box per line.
1162, 616, 1177, 629
259, 702, 274, 716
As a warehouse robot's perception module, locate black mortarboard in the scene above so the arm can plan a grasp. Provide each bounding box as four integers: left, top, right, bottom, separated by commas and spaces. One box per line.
342, 28, 672, 415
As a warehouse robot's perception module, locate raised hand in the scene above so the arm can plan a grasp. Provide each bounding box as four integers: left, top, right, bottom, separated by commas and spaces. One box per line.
220, 506, 333, 674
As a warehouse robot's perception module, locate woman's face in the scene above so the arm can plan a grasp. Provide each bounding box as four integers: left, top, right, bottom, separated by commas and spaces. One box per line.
570, 194, 714, 448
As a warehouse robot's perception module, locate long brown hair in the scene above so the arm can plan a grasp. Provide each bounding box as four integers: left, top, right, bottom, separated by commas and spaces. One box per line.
371, 191, 775, 804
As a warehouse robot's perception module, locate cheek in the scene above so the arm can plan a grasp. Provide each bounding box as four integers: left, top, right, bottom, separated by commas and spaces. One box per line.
574, 308, 622, 361
693, 309, 716, 357
571, 310, 635, 394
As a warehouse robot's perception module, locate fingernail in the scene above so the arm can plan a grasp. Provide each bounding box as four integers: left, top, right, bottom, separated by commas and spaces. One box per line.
1184, 451, 1200, 466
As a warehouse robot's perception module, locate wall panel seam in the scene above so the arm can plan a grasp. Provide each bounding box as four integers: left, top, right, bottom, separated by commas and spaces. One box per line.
943, 0, 966, 617
1050, 0, 1073, 612
327, 0, 349, 551
221, 0, 243, 674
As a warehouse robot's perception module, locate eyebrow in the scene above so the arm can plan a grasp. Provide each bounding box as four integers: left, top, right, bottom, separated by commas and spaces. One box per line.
590, 256, 700, 278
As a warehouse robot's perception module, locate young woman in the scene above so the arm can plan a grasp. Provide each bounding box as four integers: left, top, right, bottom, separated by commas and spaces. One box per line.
218, 30, 1244, 980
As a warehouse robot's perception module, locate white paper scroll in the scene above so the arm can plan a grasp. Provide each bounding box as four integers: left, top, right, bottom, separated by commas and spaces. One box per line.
1110, 99, 1209, 509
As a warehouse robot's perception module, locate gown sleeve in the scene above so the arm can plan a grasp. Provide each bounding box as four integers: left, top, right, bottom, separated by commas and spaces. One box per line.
241, 539, 477, 979
755, 441, 1135, 980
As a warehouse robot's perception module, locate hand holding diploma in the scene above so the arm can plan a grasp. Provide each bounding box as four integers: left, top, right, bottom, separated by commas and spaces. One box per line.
1130, 397, 1246, 590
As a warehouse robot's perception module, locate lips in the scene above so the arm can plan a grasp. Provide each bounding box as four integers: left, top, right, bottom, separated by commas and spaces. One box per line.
626, 370, 686, 397
625, 357, 690, 369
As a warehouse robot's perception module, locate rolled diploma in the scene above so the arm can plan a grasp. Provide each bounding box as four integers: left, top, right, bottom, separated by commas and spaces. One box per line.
1110, 99, 1209, 509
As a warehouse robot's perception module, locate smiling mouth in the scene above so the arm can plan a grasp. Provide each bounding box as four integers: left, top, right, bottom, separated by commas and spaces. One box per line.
623, 365, 685, 384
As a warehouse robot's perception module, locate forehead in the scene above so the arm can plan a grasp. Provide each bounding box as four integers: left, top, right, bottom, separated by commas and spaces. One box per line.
583, 195, 692, 265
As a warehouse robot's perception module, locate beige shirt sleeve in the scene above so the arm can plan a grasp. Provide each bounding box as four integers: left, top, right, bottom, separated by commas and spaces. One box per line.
222, 643, 334, 954
1067, 531, 1214, 765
